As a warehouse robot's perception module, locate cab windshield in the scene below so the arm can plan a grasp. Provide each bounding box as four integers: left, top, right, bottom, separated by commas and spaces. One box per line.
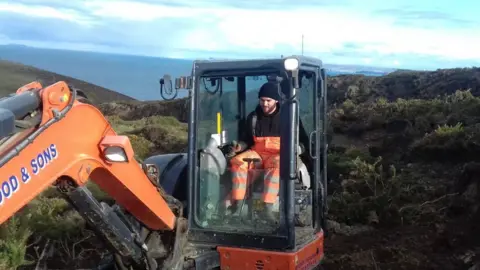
194, 70, 285, 235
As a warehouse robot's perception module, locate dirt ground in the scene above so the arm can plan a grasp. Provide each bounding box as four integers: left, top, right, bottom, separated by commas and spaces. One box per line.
321, 160, 480, 270
323, 220, 479, 270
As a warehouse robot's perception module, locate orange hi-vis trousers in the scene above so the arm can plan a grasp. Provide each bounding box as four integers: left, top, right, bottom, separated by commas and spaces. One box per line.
230, 136, 280, 204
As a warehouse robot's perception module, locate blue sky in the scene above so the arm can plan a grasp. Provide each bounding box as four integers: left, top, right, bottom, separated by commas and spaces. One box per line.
0, 0, 478, 70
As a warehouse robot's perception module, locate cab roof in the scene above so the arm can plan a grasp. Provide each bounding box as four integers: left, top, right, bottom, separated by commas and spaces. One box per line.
192, 55, 324, 72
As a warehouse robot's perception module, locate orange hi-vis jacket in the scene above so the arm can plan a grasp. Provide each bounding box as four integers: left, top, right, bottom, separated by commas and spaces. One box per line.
230, 105, 282, 204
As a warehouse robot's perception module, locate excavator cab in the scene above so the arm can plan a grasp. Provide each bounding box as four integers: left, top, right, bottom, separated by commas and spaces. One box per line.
156, 55, 329, 269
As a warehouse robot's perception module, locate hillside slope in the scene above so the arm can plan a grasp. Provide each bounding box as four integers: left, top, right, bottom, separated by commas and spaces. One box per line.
98, 67, 480, 122
0, 60, 136, 104
1, 63, 480, 270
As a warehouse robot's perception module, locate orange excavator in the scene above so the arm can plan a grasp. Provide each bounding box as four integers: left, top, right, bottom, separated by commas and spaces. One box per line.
0, 55, 328, 270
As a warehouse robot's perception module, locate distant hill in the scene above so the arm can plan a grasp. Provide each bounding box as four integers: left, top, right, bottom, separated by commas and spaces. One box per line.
327, 67, 480, 105
0, 45, 396, 101
0, 60, 136, 104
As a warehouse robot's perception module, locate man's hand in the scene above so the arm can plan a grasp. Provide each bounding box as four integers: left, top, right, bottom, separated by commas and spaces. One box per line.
220, 140, 244, 159
231, 140, 243, 152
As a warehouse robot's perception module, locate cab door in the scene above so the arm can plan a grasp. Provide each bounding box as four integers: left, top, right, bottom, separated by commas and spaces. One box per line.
317, 67, 328, 232
297, 68, 322, 231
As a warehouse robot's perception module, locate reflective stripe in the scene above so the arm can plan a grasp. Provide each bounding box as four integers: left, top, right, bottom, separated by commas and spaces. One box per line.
231, 171, 248, 179
266, 175, 279, 184
264, 179, 279, 192
233, 182, 247, 189
264, 185, 279, 194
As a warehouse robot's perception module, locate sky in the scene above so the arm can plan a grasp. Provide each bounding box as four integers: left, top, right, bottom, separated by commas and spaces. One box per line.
0, 0, 479, 70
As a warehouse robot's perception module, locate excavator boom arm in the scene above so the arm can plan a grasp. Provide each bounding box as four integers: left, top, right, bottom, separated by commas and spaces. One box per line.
0, 81, 179, 267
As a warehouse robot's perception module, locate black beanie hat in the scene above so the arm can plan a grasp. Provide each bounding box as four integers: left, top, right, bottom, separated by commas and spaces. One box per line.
258, 82, 280, 100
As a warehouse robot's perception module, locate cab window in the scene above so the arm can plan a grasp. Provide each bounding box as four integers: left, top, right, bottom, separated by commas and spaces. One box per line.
194, 71, 285, 235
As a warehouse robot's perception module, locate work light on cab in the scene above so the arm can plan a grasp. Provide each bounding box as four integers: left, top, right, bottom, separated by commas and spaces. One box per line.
284, 58, 299, 71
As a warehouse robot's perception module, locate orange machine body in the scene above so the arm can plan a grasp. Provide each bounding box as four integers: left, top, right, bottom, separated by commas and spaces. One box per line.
217, 232, 324, 270
0, 81, 176, 231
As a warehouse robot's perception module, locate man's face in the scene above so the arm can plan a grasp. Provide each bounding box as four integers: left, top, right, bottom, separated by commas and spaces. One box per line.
259, 97, 277, 114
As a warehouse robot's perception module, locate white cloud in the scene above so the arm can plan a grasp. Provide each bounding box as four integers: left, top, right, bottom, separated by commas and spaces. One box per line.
0, 0, 479, 68
216, 8, 480, 61
0, 2, 95, 26
75, 1, 480, 62
84, 0, 203, 21
363, 58, 373, 64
